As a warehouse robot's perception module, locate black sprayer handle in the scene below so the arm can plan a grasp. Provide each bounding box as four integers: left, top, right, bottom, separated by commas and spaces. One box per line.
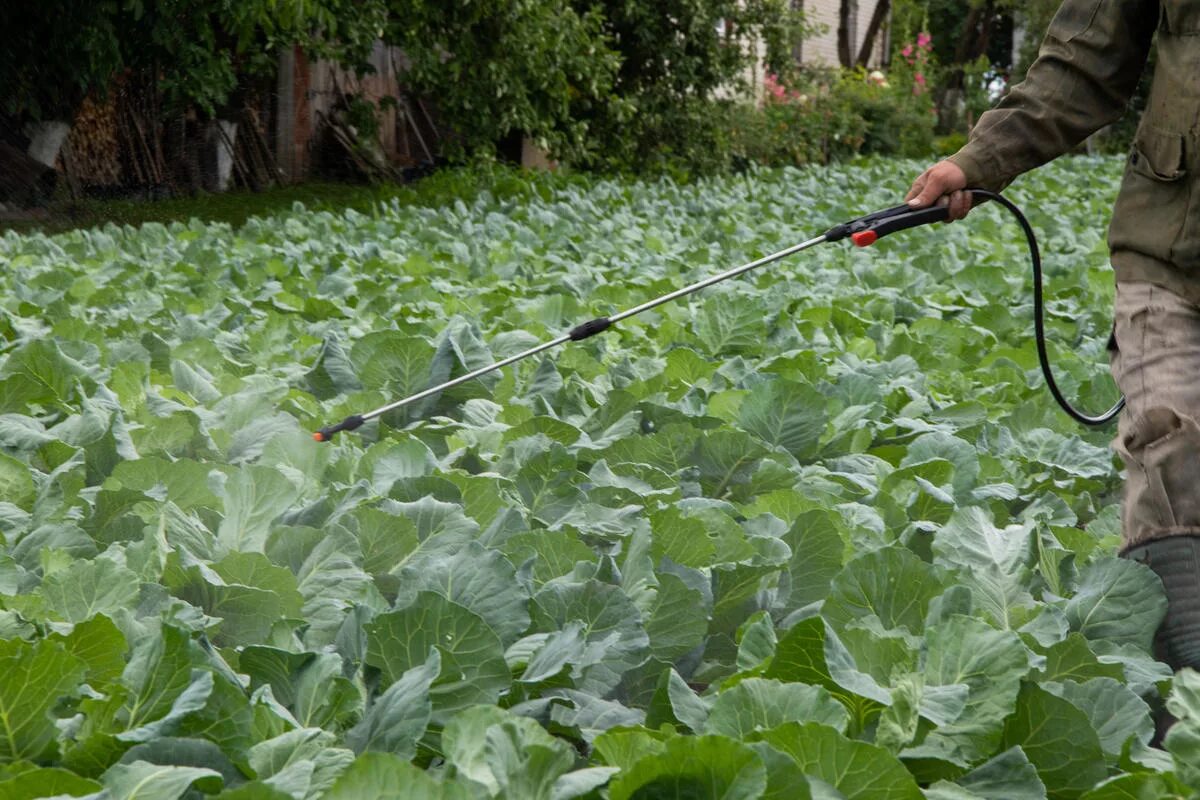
313, 414, 365, 442
825, 202, 951, 247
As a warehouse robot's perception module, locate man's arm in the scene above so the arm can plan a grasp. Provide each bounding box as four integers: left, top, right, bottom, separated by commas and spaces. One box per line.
909, 0, 1159, 216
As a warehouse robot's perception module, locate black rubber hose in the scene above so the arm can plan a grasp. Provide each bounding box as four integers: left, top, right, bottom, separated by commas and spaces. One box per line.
969, 189, 1124, 427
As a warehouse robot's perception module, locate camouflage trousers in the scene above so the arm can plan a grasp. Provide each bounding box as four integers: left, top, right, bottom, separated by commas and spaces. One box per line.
1111, 281, 1200, 551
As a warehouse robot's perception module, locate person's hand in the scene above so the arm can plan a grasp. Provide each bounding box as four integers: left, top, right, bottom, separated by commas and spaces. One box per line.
905, 161, 971, 221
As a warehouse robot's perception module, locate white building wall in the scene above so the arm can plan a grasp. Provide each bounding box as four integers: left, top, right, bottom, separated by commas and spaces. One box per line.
801, 0, 888, 67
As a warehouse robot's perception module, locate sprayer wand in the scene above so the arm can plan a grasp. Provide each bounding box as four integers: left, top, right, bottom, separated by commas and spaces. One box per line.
313, 189, 1123, 441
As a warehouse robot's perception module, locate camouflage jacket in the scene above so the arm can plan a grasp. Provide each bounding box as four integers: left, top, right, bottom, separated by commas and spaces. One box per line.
949, 1, 1200, 299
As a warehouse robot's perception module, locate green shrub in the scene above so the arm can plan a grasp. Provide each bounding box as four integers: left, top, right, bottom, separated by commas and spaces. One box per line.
834, 71, 936, 158
384, 0, 622, 165
726, 68, 936, 171
934, 132, 968, 157
570, 0, 802, 178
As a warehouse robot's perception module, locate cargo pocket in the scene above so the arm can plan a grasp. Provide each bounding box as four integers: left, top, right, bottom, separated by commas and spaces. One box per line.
1108, 126, 1190, 264
1162, 1, 1200, 34
1137, 410, 1200, 534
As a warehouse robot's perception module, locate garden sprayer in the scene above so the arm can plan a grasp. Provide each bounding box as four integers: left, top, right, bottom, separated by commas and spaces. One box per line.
313, 189, 1123, 442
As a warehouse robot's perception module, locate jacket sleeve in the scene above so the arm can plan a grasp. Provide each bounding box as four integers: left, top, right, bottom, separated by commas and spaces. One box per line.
948, 0, 1159, 191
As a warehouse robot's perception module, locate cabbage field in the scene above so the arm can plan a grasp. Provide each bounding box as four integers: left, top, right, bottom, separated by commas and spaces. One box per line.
0, 158, 1196, 799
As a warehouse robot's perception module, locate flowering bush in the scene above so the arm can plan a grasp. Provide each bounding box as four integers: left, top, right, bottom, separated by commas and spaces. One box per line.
896, 31, 936, 96
728, 63, 936, 169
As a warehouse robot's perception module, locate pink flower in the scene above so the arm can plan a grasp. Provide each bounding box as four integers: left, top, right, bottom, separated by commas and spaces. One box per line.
901, 45, 913, 57
914, 73, 926, 85
917, 32, 932, 48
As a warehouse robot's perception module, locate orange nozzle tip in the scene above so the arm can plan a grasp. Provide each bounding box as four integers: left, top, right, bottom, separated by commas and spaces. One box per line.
313, 432, 325, 442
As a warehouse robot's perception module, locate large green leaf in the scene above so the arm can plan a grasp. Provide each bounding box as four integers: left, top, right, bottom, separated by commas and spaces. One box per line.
754, 721, 924, 800
163, 552, 299, 647
645, 572, 708, 662
822, 546, 946, 635
764, 616, 891, 711
1014, 429, 1113, 479
346, 650, 439, 757
0, 765, 101, 799
0, 453, 35, 510
245, 726, 355, 795
531, 578, 650, 696
703, 678, 849, 737
0, 639, 86, 761
240, 648, 359, 730
738, 378, 827, 460
118, 737, 240, 787
40, 556, 141, 623
514, 443, 585, 524
1046, 678, 1153, 757
1079, 773, 1191, 800
901, 432, 980, 498
287, 526, 379, 647
608, 734, 768, 800
694, 295, 768, 356
442, 705, 578, 799
904, 615, 1029, 767
1001, 683, 1107, 800
365, 592, 510, 723
48, 614, 128, 685
1166, 668, 1200, 790
351, 331, 437, 398
326, 752, 475, 800
100, 457, 220, 515
306, 334, 362, 400
693, 429, 770, 498
781, 509, 845, 611
933, 507, 1033, 575
1061, 558, 1166, 650
112, 624, 202, 741
216, 466, 303, 554
400, 541, 530, 646
649, 506, 717, 568
942, 746, 1046, 800
0, 339, 92, 409
100, 760, 223, 799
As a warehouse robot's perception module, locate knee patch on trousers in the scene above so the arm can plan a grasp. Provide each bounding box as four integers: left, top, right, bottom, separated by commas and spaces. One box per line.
1120, 408, 1200, 540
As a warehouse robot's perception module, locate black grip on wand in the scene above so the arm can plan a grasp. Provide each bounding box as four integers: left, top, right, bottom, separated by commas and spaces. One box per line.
313, 414, 365, 442
864, 205, 950, 243
828, 202, 951, 247
569, 317, 613, 341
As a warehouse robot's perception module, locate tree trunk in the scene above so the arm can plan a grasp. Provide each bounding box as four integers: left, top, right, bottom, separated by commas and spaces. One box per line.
855, 0, 891, 68
936, 0, 995, 132
792, 0, 805, 65
837, 0, 855, 68
951, 1, 991, 76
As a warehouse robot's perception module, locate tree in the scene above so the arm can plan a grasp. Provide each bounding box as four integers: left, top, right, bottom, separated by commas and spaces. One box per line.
382, 0, 620, 164
573, 0, 800, 172
0, 1, 123, 124
856, 0, 892, 67
837, 0, 856, 67
117, 0, 385, 118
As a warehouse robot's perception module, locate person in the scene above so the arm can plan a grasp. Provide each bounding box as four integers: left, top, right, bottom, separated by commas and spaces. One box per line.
905, 0, 1200, 672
